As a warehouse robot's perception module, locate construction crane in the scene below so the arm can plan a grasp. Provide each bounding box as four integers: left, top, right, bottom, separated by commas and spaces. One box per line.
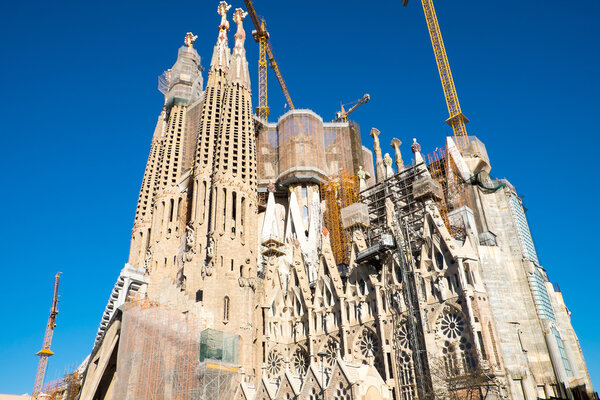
32, 272, 61, 399
243, 0, 294, 119
334, 93, 370, 122
404, 0, 470, 151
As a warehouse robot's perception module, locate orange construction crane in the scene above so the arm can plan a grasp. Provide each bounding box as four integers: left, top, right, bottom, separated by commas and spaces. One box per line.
334, 94, 370, 122
404, 0, 470, 151
32, 272, 61, 399
243, 0, 294, 120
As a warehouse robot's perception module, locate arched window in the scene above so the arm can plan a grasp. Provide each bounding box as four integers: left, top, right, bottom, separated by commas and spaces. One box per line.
223, 296, 230, 322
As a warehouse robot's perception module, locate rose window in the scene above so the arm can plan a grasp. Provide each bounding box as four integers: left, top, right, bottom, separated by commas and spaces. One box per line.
292, 347, 309, 375
322, 339, 338, 366
396, 322, 412, 350
356, 330, 379, 358
266, 349, 283, 377
440, 312, 464, 339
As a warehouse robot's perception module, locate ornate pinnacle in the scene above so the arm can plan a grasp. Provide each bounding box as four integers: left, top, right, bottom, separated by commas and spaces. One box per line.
370, 127, 380, 141
391, 138, 404, 171
233, 8, 248, 52
217, 1, 231, 41
411, 138, 421, 154
184, 32, 198, 48
233, 8, 247, 25
384, 153, 393, 167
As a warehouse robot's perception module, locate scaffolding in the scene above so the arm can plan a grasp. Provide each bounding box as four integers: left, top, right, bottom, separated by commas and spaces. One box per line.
321, 172, 359, 265
41, 372, 81, 400
360, 163, 433, 400
427, 146, 466, 238
427, 148, 451, 230
112, 300, 241, 400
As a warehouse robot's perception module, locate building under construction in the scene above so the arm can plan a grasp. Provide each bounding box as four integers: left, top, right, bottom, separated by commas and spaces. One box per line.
77, 2, 595, 400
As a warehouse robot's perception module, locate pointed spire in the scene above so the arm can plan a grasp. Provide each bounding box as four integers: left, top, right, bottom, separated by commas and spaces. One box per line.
370, 128, 385, 182
229, 8, 251, 88
261, 184, 282, 245
233, 8, 248, 53
411, 138, 430, 177
411, 138, 423, 164
390, 138, 405, 171
210, 1, 232, 71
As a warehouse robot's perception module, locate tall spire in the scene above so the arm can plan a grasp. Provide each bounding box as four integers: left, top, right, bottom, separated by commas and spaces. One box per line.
210, 1, 232, 71
229, 8, 250, 89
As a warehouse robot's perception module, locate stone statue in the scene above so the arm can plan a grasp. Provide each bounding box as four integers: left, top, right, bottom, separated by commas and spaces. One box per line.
206, 236, 215, 259
185, 223, 195, 248
384, 153, 394, 178
144, 250, 152, 273
357, 165, 367, 191
436, 277, 447, 301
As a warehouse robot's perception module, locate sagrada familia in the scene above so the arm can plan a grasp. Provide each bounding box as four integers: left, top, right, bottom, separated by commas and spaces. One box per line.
78, 2, 594, 399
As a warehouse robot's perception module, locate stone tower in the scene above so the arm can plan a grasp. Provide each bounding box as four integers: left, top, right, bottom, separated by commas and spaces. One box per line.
191, 5, 259, 373
128, 32, 203, 283
185, 0, 232, 290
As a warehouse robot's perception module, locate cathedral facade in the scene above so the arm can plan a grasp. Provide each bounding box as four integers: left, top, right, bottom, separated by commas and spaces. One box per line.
79, 3, 594, 400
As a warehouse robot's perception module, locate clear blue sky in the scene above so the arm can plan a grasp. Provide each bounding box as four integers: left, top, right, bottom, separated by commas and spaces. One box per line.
0, 0, 598, 394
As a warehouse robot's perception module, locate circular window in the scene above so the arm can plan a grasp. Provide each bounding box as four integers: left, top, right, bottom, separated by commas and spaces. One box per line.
440, 312, 465, 339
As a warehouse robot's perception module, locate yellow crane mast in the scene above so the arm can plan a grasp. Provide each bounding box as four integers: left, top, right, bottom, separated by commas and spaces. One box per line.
32, 272, 61, 399
243, 0, 294, 120
405, 0, 470, 151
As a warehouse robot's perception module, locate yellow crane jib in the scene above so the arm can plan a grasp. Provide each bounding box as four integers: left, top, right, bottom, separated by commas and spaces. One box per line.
335, 93, 370, 122
404, 0, 470, 151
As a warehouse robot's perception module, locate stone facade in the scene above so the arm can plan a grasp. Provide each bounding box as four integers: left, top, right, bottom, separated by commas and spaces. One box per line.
80, 2, 595, 399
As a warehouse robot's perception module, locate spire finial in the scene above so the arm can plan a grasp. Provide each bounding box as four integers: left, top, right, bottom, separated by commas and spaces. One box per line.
232, 8, 248, 54
411, 138, 427, 171
411, 138, 421, 154
211, 1, 232, 70
217, 1, 231, 42
184, 32, 198, 48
